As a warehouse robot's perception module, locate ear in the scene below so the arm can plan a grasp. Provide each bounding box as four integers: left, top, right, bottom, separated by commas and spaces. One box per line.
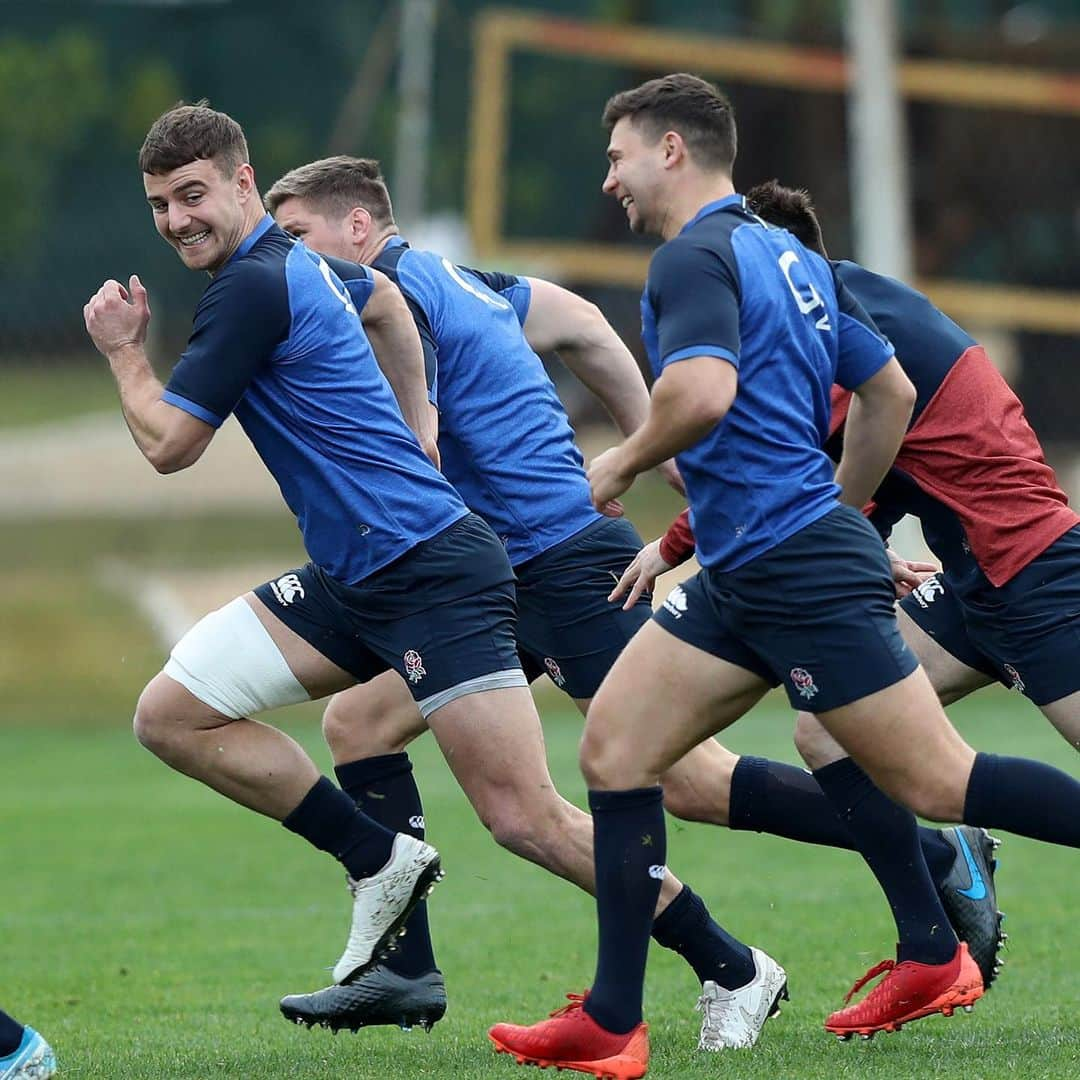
235, 162, 257, 200
661, 131, 687, 170
349, 206, 373, 243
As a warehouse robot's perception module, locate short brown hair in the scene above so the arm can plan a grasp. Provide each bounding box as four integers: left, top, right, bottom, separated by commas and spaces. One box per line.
138, 101, 249, 177
602, 73, 737, 173
746, 180, 827, 256
263, 156, 395, 225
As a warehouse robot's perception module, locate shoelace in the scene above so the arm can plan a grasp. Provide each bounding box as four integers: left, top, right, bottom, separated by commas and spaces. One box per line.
842, 958, 895, 1005
549, 992, 589, 1018
695, 987, 739, 1041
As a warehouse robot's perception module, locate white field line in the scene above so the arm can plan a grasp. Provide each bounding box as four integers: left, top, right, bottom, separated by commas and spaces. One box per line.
98, 559, 195, 651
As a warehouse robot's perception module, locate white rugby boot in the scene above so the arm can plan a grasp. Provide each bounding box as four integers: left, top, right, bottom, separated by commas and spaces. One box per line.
332, 833, 443, 984
695, 947, 788, 1050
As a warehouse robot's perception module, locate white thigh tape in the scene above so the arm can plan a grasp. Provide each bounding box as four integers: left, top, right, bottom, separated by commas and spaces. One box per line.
164, 597, 311, 718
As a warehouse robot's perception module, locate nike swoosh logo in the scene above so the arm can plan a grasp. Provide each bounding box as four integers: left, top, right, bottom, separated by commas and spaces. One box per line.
955, 830, 987, 900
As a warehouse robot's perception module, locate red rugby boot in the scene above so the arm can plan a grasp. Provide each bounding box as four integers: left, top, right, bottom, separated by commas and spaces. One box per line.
825, 942, 984, 1040
489, 992, 649, 1079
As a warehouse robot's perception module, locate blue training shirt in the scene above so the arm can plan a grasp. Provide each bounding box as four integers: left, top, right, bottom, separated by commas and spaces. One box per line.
163, 216, 468, 585
371, 236, 601, 565
641, 195, 894, 571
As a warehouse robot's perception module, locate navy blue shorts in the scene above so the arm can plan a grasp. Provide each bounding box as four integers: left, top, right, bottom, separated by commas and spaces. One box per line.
654, 505, 918, 711
514, 517, 652, 699
253, 514, 525, 715
900, 526, 1080, 706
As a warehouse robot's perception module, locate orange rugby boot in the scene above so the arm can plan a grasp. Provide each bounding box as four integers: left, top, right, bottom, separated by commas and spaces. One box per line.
825, 941, 984, 1040
489, 992, 649, 1079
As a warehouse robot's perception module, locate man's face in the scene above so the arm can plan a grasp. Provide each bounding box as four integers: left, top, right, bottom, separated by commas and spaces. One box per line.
272, 198, 355, 261
602, 116, 665, 236
144, 158, 252, 273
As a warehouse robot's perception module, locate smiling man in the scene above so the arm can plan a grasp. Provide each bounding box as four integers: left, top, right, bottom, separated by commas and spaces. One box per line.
81, 102, 562, 997
489, 73, 1080, 1077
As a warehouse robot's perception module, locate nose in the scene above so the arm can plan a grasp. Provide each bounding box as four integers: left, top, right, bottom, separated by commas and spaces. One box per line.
602, 167, 617, 195
168, 202, 191, 235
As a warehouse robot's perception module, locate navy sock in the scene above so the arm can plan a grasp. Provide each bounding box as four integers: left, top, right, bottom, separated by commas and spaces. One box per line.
652, 885, 755, 990
282, 776, 396, 879
814, 758, 956, 965
335, 754, 437, 977
0, 1010, 24, 1058
584, 787, 665, 1035
731, 755, 956, 889
964, 752, 1080, 846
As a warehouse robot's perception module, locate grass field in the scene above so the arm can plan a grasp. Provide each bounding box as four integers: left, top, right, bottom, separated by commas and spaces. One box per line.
2, 376, 1078, 1077
2, 696, 1078, 1079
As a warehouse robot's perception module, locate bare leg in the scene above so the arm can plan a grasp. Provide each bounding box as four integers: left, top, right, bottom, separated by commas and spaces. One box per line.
135, 594, 356, 820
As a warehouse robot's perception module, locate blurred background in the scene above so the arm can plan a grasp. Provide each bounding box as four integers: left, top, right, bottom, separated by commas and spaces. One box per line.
3, 6, 1079, 1074
2, 0, 1079, 706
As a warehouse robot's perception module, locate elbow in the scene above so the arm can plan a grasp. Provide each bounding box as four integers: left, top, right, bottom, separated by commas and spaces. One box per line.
897, 372, 917, 421
146, 448, 187, 474
693, 391, 733, 429
145, 438, 205, 474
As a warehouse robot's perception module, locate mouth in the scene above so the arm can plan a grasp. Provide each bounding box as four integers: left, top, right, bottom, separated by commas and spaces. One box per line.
621, 195, 634, 210
177, 229, 211, 248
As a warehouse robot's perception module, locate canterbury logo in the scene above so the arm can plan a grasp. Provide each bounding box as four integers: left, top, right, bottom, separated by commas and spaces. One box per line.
270, 573, 305, 605
648, 864, 667, 881
662, 585, 688, 618
408, 815, 426, 831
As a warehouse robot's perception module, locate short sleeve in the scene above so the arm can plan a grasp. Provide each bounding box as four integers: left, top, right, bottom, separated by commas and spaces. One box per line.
460, 266, 531, 325
164, 262, 290, 427
833, 273, 895, 391
648, 239, 740, 370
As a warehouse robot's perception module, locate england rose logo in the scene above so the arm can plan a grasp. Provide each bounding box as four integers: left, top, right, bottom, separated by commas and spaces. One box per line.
403, 649, 426, 684
789, 667, 819, 700
544, 657, 567, 688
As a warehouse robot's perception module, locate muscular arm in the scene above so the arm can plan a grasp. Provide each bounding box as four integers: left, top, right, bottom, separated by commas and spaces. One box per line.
588, 356, 736, 511
522, 277, 650, 437
361, 268, 439, 463
834, 356, 915, 509
108, 345, 215, 473
84, 277, 214, 473
619, 356, 736, 474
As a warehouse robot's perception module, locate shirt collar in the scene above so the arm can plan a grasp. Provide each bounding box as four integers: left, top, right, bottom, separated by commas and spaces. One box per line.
383, 234, 409, 251
230, 213, 275, 264
679, 194, 745, 235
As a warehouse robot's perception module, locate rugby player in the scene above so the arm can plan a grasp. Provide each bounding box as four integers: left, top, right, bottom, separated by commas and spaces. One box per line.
0, 1010, 55, 1079
614, 177, 1080, 1006
489, 74, 1080, 1077
83, 101, 565, 994
262, 156, 784, 1051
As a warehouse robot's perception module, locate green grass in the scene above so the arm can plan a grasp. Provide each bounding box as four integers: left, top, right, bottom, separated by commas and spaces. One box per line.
2, 694, 1077, 1079
0, 366, 121, 429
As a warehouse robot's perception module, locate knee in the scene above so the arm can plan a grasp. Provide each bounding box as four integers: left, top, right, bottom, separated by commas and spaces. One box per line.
480, 795, 553, 859
895, 773, 967, 823
579, 712, 655, 791
661, 781, 715, 824
322, 687, 416, 758
793, 712, 839, 770
133, 679, 183, 759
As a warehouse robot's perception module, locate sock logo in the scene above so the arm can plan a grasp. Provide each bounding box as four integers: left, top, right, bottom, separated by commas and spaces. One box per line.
408, 815, 426, 831
648, 864, 667, 880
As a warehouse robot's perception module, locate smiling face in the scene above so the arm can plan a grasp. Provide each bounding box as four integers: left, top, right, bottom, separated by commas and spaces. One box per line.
602, 116, 669, 236
272, 197, 358, 262
144, 157, 258, 274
